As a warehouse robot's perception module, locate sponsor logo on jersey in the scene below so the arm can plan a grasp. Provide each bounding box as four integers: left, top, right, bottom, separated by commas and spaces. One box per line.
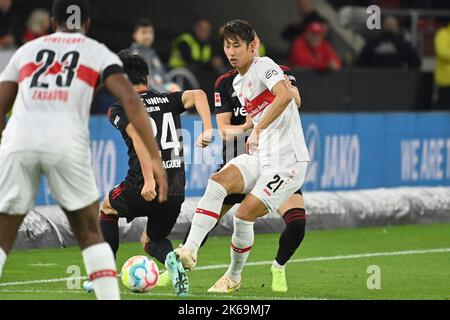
243, 89, 275, 118
143, 96, 170, 105
214, 92, 222, 107
265, 69, 279, 79
233, 106, 247, 117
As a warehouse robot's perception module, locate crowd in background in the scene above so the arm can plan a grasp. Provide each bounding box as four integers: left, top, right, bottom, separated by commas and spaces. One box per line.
1, 0, 450, 108
0, 0, 51, 47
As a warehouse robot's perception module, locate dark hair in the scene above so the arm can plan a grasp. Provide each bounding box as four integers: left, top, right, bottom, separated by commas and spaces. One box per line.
133, 18, 153, 33
52, 0, 90, 26
117, 50, 149, 86
220, 19, 255, 45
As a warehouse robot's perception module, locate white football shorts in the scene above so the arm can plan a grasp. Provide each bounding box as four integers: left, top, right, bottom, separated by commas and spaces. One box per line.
224, 153, 308, 213
0, 151, 99, 214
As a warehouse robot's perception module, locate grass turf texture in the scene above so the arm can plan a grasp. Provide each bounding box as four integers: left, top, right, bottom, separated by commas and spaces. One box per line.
0, 223, 449, 300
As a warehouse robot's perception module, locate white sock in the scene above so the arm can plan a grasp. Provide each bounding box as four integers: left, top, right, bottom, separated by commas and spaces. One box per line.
82, 242, 120, 300
184, 179, 227, 255
226, 216, 254, 283
0, 247, 6, 279
272, 260, 284, 269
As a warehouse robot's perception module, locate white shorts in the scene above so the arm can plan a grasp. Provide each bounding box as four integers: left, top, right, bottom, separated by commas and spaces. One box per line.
224, 154, 308, 213
0, 151, 99, 214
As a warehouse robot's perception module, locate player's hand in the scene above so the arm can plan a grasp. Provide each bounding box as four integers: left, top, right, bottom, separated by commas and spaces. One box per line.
285, 75, 293, 89
195, 129, 213, 148
243, 115, 254, 131
141, 178, 157, 201
246, 127, 260, 155
153, 160, 168, 202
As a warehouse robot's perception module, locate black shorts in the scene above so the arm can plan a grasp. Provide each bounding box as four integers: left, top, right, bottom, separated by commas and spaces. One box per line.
223, 188, 303, 205
109, 182, 184, 241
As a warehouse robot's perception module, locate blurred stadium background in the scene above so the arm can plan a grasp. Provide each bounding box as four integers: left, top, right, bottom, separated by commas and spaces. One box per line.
1, 0, 449, 255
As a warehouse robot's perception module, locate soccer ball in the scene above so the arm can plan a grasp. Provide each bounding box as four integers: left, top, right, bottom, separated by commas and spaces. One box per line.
121, 255, 159, 293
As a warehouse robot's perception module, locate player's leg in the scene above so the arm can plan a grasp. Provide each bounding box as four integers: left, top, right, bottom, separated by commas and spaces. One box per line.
271, 192, 306, 292
209, 162, 308, 293
165, 201, 235, 289
63, 201, 119, 300
0, 215, 25, 278
184, 165, 244, 253
143, 198, 182, 264
178, 163, 245, 268
181, 202, 234, 248
0, 152, 40, 279
208, 193, 267, 293
178, 154, 260, 270
99, 183, 127, 259
83, 183, 133, 294
275, 192, 306, 267
143, 197, 188, 297
46, 154, 120, 300
140, 226, 172, 288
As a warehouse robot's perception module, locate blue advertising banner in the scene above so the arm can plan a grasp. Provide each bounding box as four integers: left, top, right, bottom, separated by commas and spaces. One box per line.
35, 112, 450, 205
302, 113, 450, 191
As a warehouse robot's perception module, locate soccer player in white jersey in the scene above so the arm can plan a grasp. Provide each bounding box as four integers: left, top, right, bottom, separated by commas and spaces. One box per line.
0, 0, 168, 300
176, 19, 309, 293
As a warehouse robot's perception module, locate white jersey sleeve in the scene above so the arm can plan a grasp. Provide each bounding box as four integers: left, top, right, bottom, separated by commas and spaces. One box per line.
254, 57, 285, 92
95, 44, 123, 83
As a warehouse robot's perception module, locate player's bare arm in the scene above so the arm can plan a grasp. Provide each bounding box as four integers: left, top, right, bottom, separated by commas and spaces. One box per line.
291, 86, 301, 108
216, 112, 253, 141
104, 73, 168, 202
246, 80, 293, 154
0, 82, 17, 141
181, 89, 213, 148
126, 123, 157, 202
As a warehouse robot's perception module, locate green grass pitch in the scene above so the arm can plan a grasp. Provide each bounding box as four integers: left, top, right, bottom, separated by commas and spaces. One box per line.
0, 223, 449, 300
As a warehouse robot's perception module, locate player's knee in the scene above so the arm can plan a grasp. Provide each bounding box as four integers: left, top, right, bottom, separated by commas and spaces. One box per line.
235, 206, 257, 222
210, 172, 227, 188
236, 194, 268, 222
204, 175, 229, 199
211, 167, 244, 194
100, 197, 117, 216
